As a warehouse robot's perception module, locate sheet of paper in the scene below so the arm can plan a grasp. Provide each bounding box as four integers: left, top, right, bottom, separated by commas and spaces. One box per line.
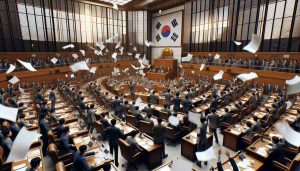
182, 53, 193, 62
188, 111, 201, 126
286, 75, 300, 95
139, 55, 149, 65
131, 65, 139, 70
285, 101, 292, 109
112, 53, 118, 60
7, 127, 42, 162
80, 50, 85, 56
72, 53, 79, 59
122, 68, 129, 73
128, 52, 132, 56
19, 87, 25, 93
145, 40, 152, 47
62, 44, 75, 49
243, 33, 261, 53
214, 53, 220, 60
195, 146, 217, 161
213, 70, 224, 80
135, 53, 140, 59
115, 41, 121, 49
0, 104, 18, 122
119, 46, 124, 55
133, 46, 137, 52
90, 67, 97, 74
96, 42, 105, 51
275, 121, 300, 147
70, 74, 75, 78
168, 116, 179, 126
237, 72, 258, 82
234, 41, 242, 46
6, 64, 16, 74
112, 2, 118, 10
69, 61, 90, 72
9, 76, 20, 84
200, 63, 205, 71
17, 59, 37, 71
51, 57, 58, 64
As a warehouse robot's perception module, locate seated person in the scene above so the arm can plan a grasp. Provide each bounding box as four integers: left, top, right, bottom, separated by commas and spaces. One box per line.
161, 104, 172, 117
220, 108, 232, 124
251, 115, 262, 133
56, 118, 66, 138
59, 127, 76, 155
242, 121, 253, 139
25, 157, 41, 171
267, 136, 287, 164
125, 130, 144, 154
144, 114, 154, 126
71, 145, 96, 171
2, 128, 13, 160
133, 106, 144, 121
99, 113, 111, 128
293, 109, 300, 131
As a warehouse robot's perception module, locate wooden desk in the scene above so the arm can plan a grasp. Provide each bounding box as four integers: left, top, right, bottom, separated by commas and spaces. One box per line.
146, 72, 172, 81
73, 135, 100, 151
84, 148, 114, 171
223, 123, 248, 151
246, 138, 272, 162
181, 130, 213, 161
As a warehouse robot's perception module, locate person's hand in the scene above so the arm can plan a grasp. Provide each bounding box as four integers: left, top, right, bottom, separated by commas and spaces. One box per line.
225, 150, 230, 158
218, 149, 222, 156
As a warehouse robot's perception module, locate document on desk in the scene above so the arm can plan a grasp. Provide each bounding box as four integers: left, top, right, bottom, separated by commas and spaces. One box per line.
256, 147, 268, 157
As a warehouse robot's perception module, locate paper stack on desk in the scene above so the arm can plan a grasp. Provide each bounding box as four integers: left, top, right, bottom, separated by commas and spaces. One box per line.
256, 147, 268, 157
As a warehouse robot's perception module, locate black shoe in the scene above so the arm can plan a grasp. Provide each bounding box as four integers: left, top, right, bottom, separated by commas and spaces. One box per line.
163, 154, 168, 159
204, 161, 208, 165
196, 161, 202, 168
115, 163, 119, 167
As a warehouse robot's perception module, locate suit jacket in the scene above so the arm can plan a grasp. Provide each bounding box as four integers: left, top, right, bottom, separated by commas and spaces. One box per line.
269, 142, 286, 162
133, 111, 144, 121
210, 98, 219, 110
161, 108, 172, 116
207, 113, 219, 129
173, 97, 181, 111
121, 104, 130, 115
56, 124, 65, 138
49, 91, 56, 101
71, 151, 95, 171
10, 123, 20, 140
142, 107, 154, 116
162, 93, 173, 105
112, 99, 122, 112
152, 124, 167, 144
216, 158, 239, 171
105, 125, 125, 146
79, 101, 86, 110
39, 119, 51, 136
182, 99, 192, 113
100, 118, 111, 128
252, 121, 262, 133
2, 137, 13, 159
59, 133, 72, 155
149, 94, 159, 104
197, 123, 208, 145
220, 112, 232, 123
0, 95, 4, 105
87, 109, 96, 124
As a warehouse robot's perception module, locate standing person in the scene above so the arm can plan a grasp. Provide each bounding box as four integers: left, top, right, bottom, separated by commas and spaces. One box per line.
162, 89, 173, 108
25, 157, 41, 171
39, 113, 51, 156
87, 104, 96, 133
129, 82, 135, 100
104, 119, 126, 167
71, 145, 96, 171
49, 87, 56, 109
196, 117, 208, 167
173, 92, 181, 112
182, 95, 193, 114
152, 118, 168, 159
207, 109, 220, 144
149, 91, 159, 105
112, 96, 122, 118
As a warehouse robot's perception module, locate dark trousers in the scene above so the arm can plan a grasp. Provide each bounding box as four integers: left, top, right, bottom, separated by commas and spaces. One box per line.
210, 128, 219, 144
51, 100, 56, 109
155, 142, 166, 158
87, 122, 94, 133
41, 136, 49, 156
109, 144, 119, 165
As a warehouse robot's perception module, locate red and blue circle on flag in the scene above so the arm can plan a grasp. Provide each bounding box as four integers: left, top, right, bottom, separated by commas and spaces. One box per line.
161, 25, 171, 38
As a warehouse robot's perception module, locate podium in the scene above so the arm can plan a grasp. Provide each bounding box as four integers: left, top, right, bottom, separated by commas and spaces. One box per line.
146, 58, 177, 81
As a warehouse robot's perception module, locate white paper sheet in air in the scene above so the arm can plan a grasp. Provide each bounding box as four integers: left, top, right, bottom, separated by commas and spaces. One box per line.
119, 46, 124, 55
133, 46, 137, 52
112, 53, 118, 60
135, 54, 140, 59
62, 44, 75, 49
275, 121, 300, 147
214, 53, 220, 60
17, 59, 37, 72
139, 69, 145, 76
115, 41, 121, 49
96, 42, 105, 51
128, 52, 132, 56
168, 116, 179, 126
6, 64, 16, 74
285, 75, 300, 95
234, 41, 242, 46
19, 87, 25, 93
182, 53, 193, 62
131, 65, 139, 70
237, 72, 258, 82
0, 104, 18, 122
112, 2, 118, 10
9, 76, 20, 84
195, 146, 217, 161
94, 49, 101, 56
200, 64, 205, 71
69, 61, 90, 72
213, 70, 224, 80
139, 55, 149, 65
72, 53, 79, 59
145, 40, 152, 47
188, 111, 201, 126
285, 101, 292, 109
80, 50, 85, 56
122, 68, 129, 73
51, 57, 58, 64
243, 33, 261, 53
70, 74, 75, 78
7, 127, 42, 162
90, 67, 97, 74
135, 97, 146, 110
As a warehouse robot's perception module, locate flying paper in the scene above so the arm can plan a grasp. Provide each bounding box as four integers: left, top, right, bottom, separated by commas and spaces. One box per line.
237, 72, 258, 82
80, 50, 85, 56
6, 64, 16, 74
188, 111, 201, 126
96, 42, 105, 51
119, 46, 124, 55
65, 74, 68, 77
135, 54, 140, 59
234, 41, 242, 46
72, 53, 79, 59
135, 97, 146, 110
128, 53, 132, 56
213, 70, 224, 80
122, 68, 129, 73
6, 127, 41, 162
0, 104, 18, 122
195, 146, 217, 161
94, 49, 101, 56
112, 2, 118, 10
18, 87, 25, 93
9, 76, 20, 84
145, 40, 152, 47
17, 59, 37, 71
283, 54, 289, 59
131, 65, 139, 70
69, 61, 90, 72
90, 67, 97, 74
139, 69, 145, 76
133, 46, 137, 52
112, 53, 118, 60
70, 74, 75, 78
115, 42, 121, 49
275, 121, 300, 147
182, 53, 193, 62
159, 10, 162, 14
112, 67, 120, 76
243, 33, 261, 53
85, 58, 90, 64
51, 57, 58, 64
62, 44, 75, 49
168, 116, 179, 126
285, 101, 292, 109
285, 75, 300, 95
106, 37, 114, 43
200, 64, 205, 71
214, 53, 220, 60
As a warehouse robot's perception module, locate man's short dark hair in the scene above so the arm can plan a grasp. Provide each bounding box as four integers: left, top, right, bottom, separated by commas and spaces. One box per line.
59, 118, 65, 124
111, 119, 116, 125
200, 117, 206, 123
157, 118, 162, 124
79, 145, 87, 153
30, 157, 41, 168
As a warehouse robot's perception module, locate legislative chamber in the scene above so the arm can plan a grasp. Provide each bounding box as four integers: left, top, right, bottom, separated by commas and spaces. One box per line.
0, 0, 300, 171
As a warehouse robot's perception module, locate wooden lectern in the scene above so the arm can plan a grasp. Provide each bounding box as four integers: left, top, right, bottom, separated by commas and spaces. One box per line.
146, 58, 177, 81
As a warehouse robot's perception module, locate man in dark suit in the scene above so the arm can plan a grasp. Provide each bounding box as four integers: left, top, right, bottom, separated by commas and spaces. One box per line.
39, 113, 51, 156
161, 104, 172, 116
59, 127, 76, 155
182, 95, 192, 114
121, 101, 130, 118
35, 89, 44, 104
99, 113, 111, 128
112, 96, 122, 118
152, 118, 168, 159
7, 84, 13, 98
25, 157, 41, 171
207, 109, 220, 144
104, 119, 126, 167
71, 145, 96, 171
162, 89, 173, 108
2, 128, 13, 160
173, 92, 181, 112
267, 136, 287, 163
129, 82, 135, 100
142, 103, 154, 116
149, 91, 159, 104
210, 95, 219, 112
56, 118, 65, 138
0, 91, 4, 105
49, 87, 56, 109
9, 121, 20, 140
133, 106, 144, 121
79, 97, 87, 111
39, 100, 51, 121
87, 104, 96, 133
251, 115, 262, 133
196, 117, 208, 167
242, 121, 253, 139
